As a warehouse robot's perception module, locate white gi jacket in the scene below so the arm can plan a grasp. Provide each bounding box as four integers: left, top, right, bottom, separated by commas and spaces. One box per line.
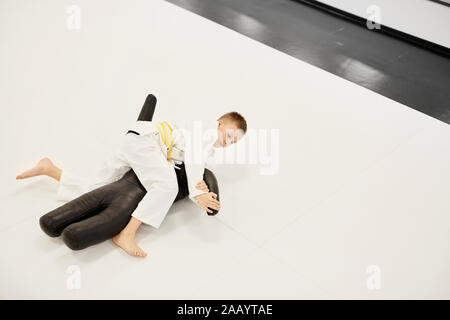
56, 120, 218, 228
130, 119, 219, 203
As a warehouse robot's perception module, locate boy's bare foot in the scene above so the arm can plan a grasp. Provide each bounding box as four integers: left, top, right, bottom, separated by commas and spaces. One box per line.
16, 157, 55, 180
112, 232, 147, 258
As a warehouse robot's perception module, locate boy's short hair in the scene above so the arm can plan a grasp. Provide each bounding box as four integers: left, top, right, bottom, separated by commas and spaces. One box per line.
218, 111, 247, 134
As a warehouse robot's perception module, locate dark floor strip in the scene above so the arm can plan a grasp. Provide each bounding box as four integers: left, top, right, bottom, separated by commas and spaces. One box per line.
295, 0, 450, 58
165, 0, 450, 125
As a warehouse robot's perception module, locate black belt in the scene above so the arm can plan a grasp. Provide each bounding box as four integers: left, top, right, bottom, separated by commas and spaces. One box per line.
127, 130, 140, 135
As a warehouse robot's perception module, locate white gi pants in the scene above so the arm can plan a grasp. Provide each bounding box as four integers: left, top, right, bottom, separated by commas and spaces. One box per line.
56, 132, 179, 228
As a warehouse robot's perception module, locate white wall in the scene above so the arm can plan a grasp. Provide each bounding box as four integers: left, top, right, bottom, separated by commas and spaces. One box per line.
317, 0, 450, 48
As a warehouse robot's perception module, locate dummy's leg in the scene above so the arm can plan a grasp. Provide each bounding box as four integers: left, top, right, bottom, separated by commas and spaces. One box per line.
61, 194, 144, 252
39, 184, 112, 237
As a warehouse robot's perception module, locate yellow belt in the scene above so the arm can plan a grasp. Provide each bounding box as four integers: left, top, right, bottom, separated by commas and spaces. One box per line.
156, 121, 174, 161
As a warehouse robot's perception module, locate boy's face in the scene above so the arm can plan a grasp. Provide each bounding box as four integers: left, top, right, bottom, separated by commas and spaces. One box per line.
215, 119, 244, 148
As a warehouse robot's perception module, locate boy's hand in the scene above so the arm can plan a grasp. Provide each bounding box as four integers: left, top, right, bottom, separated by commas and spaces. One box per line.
195, 180, 209, 193
194, 192, 220, 213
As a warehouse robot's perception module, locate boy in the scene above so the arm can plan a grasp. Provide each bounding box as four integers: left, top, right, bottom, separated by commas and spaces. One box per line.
16, 112, 247, 257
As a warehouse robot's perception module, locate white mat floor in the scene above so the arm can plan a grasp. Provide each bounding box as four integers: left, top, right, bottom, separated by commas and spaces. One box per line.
1, 0, 449, 299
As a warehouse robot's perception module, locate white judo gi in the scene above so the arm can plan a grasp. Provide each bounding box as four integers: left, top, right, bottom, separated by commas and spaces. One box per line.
56, 120, 218, 228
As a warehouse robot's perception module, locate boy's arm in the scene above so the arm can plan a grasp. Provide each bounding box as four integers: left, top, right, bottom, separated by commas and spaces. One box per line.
185, 161, 220, 213
182, 119, 220, 209
184, 161, 208, 207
